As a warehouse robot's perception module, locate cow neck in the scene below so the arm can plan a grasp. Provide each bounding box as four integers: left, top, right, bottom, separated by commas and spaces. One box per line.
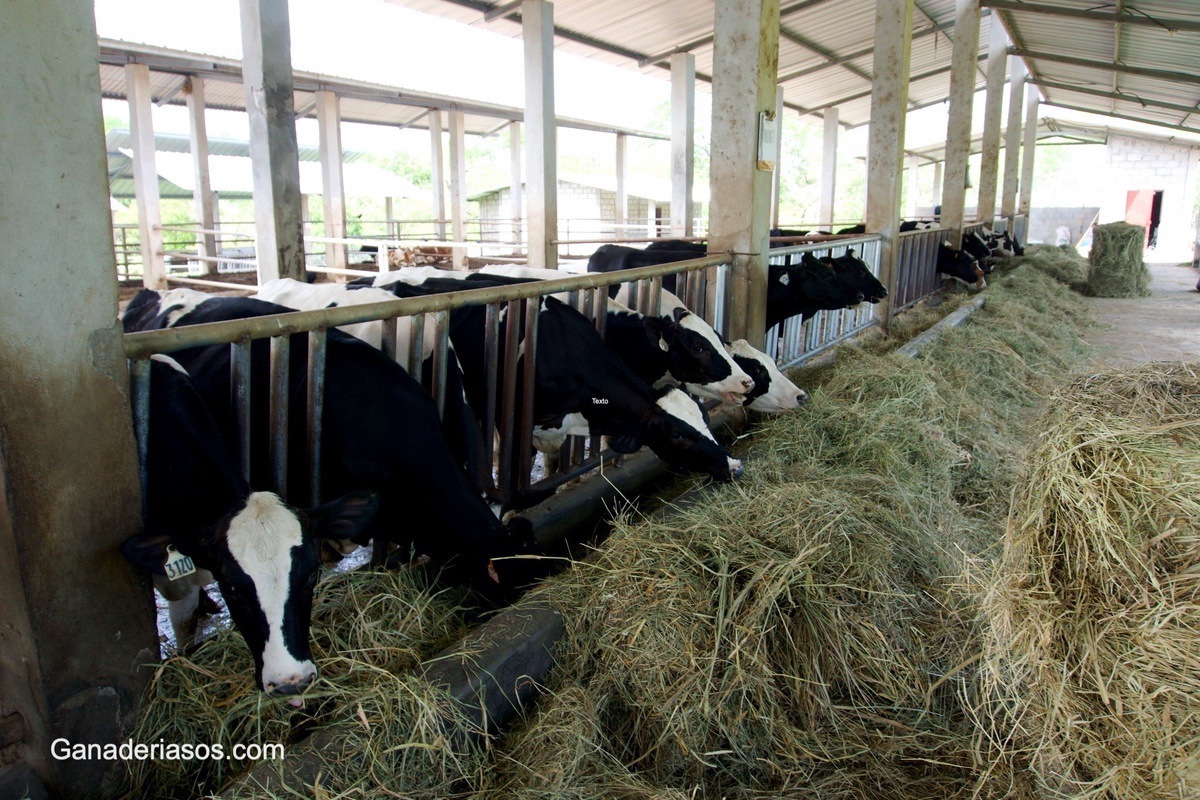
600, 310, 671, 386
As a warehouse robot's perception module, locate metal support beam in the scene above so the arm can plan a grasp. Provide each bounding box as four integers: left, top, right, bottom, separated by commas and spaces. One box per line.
1019, 82, 1039, 216
615, 132, 628, 234
941, 0, 981, 238
449, 110, 468, 268
819, 108, 838, 229
522, 0, 557, 270
984, 0, 1200, 33
1007, 48, 1200, 86
239, 0, 306, 282
185, 77, 218, 276
976, 18, 1008, 223
771, 87, 784, 227
1001, 59, 1025, 219
125, 63, 166, 289
864, 0, 913, 335
1043, 101, 1200, 137
509, 121, 522, 245
778, 19, 952, 84
670, 52, 695, 237
707, 0, 780, 346
429, 108, 447, 239
316, 90, 347, 274
1033, 79, 1200, 116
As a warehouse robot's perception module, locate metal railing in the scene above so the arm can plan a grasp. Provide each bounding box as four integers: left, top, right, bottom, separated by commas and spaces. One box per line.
764, 235, 884, 368
894, 226, 944, 310
124, 254, 730, 511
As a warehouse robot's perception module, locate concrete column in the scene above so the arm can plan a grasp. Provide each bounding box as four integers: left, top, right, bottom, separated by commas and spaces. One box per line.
932, 161, 944, 211
1000, 57, 1026, 220
429, 109, 446, 239
125, 64, 165, 289
707, 0, 780, 346
819, 108, 839, 229
615, 132, 628, 236
523, 0, 558, 269
1018, 82, 1039, 216
864, 0, 914, 334
2, 2, 156, 793
239, 0, 306, 282
185, 77, 218, 276
976, 18, 1008, 224
940, 0, 981, 239
905, 155, 921, 217
385, 195, 395, 239
448, 110, 468, 268
771, 87, 784, 227
647, 201, 657, 237
316, 90, 347, 273
509, 121, 523, 245
670, 52, 696, 237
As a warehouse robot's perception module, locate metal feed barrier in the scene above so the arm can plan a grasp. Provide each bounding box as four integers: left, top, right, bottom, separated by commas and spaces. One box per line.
123, 255, 729, 514
894, 226, 944, 310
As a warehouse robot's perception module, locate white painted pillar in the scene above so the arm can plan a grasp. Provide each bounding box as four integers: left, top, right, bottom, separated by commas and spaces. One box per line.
864, 0, 914, 334
670, 52, 696, 237
125, 64, 165, 289
1019, 82, 1039, 216
819, 108, 839, 229
385, 196, 395, 239
1001, 57, 1026, 220
239, 0, 306, 282
316, 90, 347, 273
509, 121, 523, 245
905, 155, 921, 217
708, 0, 780, 345
448, 109, 467, 268
647, 200, 657, 237
429, 108, 446, 239
615, 132, 628, 237
771, 87, 784, 227
523, 0, 558, 269
185, 77, 218, 275
976, 18, 1008, 224
932, 161, 944, 212
940, 0, 981, 239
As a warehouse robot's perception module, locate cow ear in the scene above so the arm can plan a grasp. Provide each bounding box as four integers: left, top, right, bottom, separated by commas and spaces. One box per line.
608, 432, 642, 454
120, 530, 210, 575
672, 306, 691, 323
642, 315, 675, 351
308, 491, 379, 541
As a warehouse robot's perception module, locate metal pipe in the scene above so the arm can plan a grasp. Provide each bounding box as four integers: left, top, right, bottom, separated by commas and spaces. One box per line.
231, 340, 252, 482
380, 316, 398, 363
407, 313, 425, 376
432, 310, 450, 419
483, 303, 501, 493
518, 297, 539, 492
306, 329, 326, 505
270, 336, 290, 499
497, 299, 521, 501
129, 358, 151, 515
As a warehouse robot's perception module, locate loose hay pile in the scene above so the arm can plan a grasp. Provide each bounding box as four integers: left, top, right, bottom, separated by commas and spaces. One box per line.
477, 266, 1093, 799
1083, 221, 1151, 297
978, 363, 1200, 800
1013, 244, 1090, 287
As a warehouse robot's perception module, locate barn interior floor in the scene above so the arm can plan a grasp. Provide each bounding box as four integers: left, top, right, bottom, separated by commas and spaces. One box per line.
1086, 260, 1200, 368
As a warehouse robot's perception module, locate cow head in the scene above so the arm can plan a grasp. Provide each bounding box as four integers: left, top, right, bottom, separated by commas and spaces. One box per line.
726, 339, 809, 412
937, 242, 986, 289
828, 249, 887, 303
122, 490, 377, 695
612, 387, 742, 481
642, 307, 754, 405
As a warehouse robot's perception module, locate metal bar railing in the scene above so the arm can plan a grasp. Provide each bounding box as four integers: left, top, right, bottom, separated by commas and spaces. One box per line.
895, 227, 944, 310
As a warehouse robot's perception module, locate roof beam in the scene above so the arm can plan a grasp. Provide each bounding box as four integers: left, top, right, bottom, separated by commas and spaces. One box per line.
482, 0, 522, 22
778, 24, 873, 83
982, 0, 1200, 34
1043, 100, 1200, 137
777, 20, 952, 84
637, 33, 714, 68
806, 54, 986, 114
1007, 47, 1200, 86
1034, 79, 1200, 116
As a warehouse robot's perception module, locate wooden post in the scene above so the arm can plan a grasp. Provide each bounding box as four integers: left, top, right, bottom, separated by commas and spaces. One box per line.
819, 107, 839, 229
185, 77, 218, 276
670, 52, 695, 237
429, 109, 447, 239
1001, 57, 1026, 223
864, 0, 914, 335
940, 0, 981, 241
2, 1, 156, 793
239, 0, 306, 282
316, 90, 348, 274
522, 0, 558, 269
125, 63, 165, 289
615, 132, 628, 237
509, 121, 523, 245
1019, 82, 1039, 216
449, 110, 467, 268
976, 18, 1008, 224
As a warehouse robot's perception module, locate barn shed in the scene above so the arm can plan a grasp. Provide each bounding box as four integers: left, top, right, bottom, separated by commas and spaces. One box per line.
2, 0, 1200, 797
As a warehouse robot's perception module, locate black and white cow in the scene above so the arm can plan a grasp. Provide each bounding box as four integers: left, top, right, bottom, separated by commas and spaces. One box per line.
899, 220, 937, 232
121, 355, 378, 695
360, 277, 744, 481
122, 290, 542, 598
836, 223, 867, 235
937, 242, 986, 289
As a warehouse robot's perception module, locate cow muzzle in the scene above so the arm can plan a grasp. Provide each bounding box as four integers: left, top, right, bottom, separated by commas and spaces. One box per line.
728, 457, 744, 478
264, 667, 316, 697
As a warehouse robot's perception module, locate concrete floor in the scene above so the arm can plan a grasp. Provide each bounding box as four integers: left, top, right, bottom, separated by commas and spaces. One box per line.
1085, 260, 1200, 368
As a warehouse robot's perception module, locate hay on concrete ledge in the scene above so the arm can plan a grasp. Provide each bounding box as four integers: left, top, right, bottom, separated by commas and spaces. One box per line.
1083, 221, 1151, 297
1012, 244, 1090, 287
978, 363, 1200, 800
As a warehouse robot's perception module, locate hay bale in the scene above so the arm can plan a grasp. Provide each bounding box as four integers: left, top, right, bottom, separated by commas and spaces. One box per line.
1083, 221, 1151, 297
1012, 244, 1090, 286
978, 364, 1200, 799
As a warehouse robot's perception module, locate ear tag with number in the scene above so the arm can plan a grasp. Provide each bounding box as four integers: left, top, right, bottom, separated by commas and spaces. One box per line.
164, 546, 197, 581
658, 336, 671, 353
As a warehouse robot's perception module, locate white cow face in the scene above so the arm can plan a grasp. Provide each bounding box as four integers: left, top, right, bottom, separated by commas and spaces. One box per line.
725, 340, 809, 413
